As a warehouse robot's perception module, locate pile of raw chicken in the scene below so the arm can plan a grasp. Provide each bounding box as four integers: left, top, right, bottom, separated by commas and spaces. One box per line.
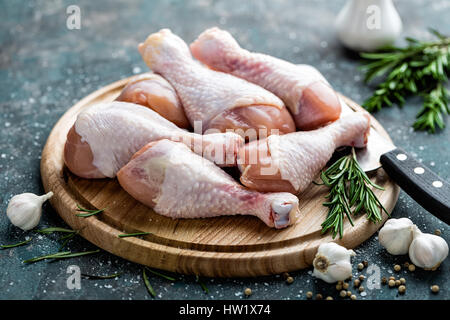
64, 28, 370, 229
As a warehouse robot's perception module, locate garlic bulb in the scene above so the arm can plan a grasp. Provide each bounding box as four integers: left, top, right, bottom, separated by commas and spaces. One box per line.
378, 218, 414, 255
6, 192, 53, 231
409, 226, 448, 270
335, 0, 402, 52
312, 242, 356, 283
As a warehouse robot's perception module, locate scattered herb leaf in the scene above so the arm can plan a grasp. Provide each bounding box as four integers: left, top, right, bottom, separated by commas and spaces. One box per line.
23, 249, 100, 264
142, 267, 156, 298
145, 267, 176, 281
118, 232, 152, 238
196, 275, 209, 294
37, 227, 77, 234
81, 272, 122, 279
0, 238, 32, 249
58, 232, 79, 240
58, 232, 78, 251
23, 251, 71, 263
75, 204, 104, 217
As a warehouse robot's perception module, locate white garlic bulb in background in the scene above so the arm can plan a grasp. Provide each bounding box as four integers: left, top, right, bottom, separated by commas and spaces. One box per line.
6, 192, 53, 231
312, 242, 356, 283
335, 0, 402, 52
409, 226, 448, 270
378, 218, 414, 255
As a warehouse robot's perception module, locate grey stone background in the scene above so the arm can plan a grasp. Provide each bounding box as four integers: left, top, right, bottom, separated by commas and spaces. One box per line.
0, 0, 449, 300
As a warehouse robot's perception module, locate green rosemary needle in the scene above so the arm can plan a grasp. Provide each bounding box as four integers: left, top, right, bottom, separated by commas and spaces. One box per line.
0, 238, 32, 249
145, 267, 176, 281
76, 204, 104, 217
81, 272, 122, 279
23, 251, 71, 263
37, 227, 77, 234
142, 267, 156, 298
58, 232, 79, 251
196, 275, 209, 294
320, 148, 389, 239
23, 249, 100, 264
118, 232, 152, 238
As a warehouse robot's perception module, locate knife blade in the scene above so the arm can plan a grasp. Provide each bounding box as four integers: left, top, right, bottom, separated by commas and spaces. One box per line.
356, 126, 450, 224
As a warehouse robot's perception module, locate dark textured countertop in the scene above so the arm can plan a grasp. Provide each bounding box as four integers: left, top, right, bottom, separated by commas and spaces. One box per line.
0, 0, 449, 300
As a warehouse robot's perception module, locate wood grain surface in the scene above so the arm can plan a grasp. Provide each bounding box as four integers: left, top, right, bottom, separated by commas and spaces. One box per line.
40, 75, 400, 277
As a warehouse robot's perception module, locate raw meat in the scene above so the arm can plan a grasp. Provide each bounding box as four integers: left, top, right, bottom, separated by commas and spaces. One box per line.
64, 101, 243, 178
116, 73, 190, 128
138, 29, 296, 137
237, 112, 371, 193
190, 27, 342, 130
117, 139, 300, 229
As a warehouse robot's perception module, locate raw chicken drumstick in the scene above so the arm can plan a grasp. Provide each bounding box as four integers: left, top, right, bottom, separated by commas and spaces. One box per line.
115, 73, 190, 128
237, 112, 371, 193
138, 29, 296, 137
117, 139, 300, 229
64, 101, 243, 179
190, 27, 342, 130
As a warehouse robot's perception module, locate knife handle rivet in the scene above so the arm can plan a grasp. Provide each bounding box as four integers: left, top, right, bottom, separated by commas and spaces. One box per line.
432, 181, 443, 188
414, 167, 425, 174
396, 154, 407, 161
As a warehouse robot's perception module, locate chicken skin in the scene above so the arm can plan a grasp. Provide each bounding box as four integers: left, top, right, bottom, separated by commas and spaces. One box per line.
138, 29, 295, 137
64, 101, 244, 178
190, 27, 342, 130
117, 139, 300, 229
115, 73, 190, 129
238, 113, 371, 193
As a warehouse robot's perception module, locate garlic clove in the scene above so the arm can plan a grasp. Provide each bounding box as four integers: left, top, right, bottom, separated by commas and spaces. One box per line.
312, 242, 355, 283
326, 260, 354, 282
378, 218, 414, 255
408, 226, 449, 270
6, 191, 53, 231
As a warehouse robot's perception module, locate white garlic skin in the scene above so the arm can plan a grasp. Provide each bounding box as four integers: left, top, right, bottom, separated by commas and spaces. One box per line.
378, 218, 414, 255
6, 192, 53, 231
409, 226, 448, 270
312, 242, 356, 283
335, 0, 402, 52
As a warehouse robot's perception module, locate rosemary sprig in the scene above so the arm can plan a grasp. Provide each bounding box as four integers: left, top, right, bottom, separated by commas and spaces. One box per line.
360, 28, 450, 133
81, 272, 122, 279
76, 204, 104, 217
320, 148, 389, 239
142, 267, 156, 298
23, 249, 100, 264
118, 232, 152, 238
196, 275, 209, 294
0, 238, 32, 249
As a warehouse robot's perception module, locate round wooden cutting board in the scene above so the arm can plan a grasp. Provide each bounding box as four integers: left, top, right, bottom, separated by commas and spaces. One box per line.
41, 76, 400, 277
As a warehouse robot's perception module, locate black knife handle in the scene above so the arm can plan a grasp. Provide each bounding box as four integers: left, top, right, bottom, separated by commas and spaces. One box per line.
380, 148, 450, 224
